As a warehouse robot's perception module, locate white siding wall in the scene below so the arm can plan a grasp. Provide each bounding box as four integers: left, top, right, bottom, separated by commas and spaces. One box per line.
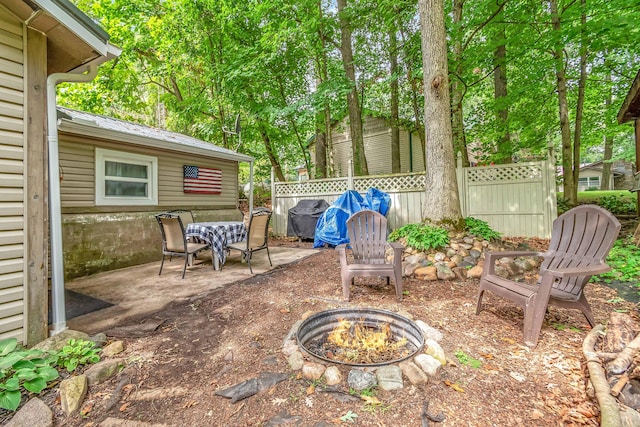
0, 10, 25, 341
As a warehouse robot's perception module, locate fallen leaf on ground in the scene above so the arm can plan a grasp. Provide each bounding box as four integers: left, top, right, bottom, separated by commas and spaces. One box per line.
306, 385, 315, 395
119, 402, 130, 412
361, 395, 382, 405
271, 397, 287, 406
443, 380, 465, 393
80, 400, 94, 416
183, 400, 197, 408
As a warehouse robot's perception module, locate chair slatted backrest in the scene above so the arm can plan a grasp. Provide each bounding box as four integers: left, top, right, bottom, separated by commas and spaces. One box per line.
247, 209, 271, 249
347, 210, 388, 265
158, 215, 187, 253
540, 205, 620, 296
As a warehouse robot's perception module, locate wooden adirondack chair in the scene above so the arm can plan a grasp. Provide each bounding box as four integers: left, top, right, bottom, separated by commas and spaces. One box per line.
476, 204, 621, 347
336, 210, 404, 301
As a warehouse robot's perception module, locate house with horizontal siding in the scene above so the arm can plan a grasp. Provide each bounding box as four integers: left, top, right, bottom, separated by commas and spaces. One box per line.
0, 0, 120, 344
56, 107, 253, 279
327, 115, 425, 176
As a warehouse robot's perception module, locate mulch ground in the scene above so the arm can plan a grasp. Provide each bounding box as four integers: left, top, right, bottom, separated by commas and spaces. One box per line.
35, 236, 639, 427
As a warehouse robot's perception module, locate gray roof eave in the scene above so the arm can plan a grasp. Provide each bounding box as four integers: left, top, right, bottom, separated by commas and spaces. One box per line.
34, 0, 110, 56
57, 119, 254, 163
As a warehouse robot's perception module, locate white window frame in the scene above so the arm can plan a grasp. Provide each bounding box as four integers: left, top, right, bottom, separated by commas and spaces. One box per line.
95, 148, 158, 206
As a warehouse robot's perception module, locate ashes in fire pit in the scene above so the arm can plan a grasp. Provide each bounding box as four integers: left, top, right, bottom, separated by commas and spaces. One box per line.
296, 308, 424, 367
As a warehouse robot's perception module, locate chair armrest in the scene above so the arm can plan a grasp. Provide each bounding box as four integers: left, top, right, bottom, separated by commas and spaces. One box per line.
483, 250, 545, 276
336, 244, 349, 268
544, 263, 611, 278
388, 241, 404, 262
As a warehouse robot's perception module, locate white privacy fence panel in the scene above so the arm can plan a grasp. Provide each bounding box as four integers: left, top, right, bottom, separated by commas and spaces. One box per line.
271, 159, 556, 239
458, 160, 557, 238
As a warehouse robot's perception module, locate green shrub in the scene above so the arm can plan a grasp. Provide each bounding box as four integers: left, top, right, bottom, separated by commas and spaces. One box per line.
464, 217, 501, 240
389, 223, 449, 251
595, 237, 640, 284
597, 195, 637, 215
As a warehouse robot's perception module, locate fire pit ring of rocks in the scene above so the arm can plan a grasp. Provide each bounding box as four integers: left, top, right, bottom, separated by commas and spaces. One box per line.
296, 308, 424, 367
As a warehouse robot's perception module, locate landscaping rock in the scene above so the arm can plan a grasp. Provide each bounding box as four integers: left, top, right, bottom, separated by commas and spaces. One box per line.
436, 264, 455, 280
287, 351, 304, 371
399, 360, 429, 385
466, 265, 483, 279
5, 397, 52, 427
324, 366, 342, 386
89, 333, 108, 348
101, 340, 124, 357
414, 354, 442, 377
424, 339, 446, 365
60, 374, 87, 415
415, 320, 443, 342
32, 329, 89, 352
347, 370, 377, 391
84, 358, 125, 386
415, 266, 437, 281
302, 362, 326, 381
376, 365, 403, 391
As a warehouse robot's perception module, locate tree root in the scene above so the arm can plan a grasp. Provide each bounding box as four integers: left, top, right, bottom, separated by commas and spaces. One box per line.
582, 324, 622, 427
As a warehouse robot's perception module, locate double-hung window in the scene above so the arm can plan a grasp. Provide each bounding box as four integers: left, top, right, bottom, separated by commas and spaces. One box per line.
95, 148, 158, 205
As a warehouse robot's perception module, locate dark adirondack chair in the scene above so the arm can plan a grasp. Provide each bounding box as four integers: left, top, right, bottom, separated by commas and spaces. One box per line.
336, 210, 404, 301
476, 204, 621, 347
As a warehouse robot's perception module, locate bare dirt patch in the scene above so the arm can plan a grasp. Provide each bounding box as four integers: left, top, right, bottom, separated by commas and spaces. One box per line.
42, 237, 640, 426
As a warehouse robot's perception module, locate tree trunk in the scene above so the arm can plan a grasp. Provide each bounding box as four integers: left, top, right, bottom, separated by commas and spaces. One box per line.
337, 0, 368, 176
314, 118, 328, 179
389, 26, 401, 173
493, 22, 510, 163
258, 123, 285, 182
601, 68, 614, 190
572, 0, 587, 192
451, 0, 469, 167
418, 0, 463, 225
317, 0, 333, 178
399, 27, 425, 166
550, 0, 576, 205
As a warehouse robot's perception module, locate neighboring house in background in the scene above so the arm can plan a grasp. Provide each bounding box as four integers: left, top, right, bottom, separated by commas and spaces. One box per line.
311, 115, 425, 177
575, 160, 636, 191
0, 0, 119, 344
57, 107, 253, 280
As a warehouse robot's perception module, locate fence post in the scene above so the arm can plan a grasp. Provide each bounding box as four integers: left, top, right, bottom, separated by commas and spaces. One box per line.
348, 159, 354, 190
456, 152, 467, 217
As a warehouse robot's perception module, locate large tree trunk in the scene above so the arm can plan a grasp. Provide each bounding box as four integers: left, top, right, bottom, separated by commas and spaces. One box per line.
451, 0, 469, 167
550, 0, 576, 205
572, 0, 587, 192
399, 27, 425, 167
389, 27, 401, 173
493, 22, 510, 164
418, 0, 463, 225
337, 0, 368, 176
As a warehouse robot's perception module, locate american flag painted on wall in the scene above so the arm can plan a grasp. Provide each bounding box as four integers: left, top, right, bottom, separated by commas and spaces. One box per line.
183, 165, 222, 194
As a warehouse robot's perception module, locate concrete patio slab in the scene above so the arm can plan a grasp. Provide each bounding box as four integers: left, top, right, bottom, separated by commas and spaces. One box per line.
65, 246, 318, 335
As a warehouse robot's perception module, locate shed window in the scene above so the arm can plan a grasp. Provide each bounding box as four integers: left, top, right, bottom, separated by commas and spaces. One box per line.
96, 148, 158, 205
578, 176, 600, 191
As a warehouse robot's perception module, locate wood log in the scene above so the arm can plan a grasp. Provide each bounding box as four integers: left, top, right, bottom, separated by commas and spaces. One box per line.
603, 312, 638, 353
607, 333, 640, 375
610, 374, 629, 397
583, 325, 622, 427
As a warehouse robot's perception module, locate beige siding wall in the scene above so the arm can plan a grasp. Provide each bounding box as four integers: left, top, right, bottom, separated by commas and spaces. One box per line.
58, 134, 242, 279
331, 116, 425, 176
59, 135, 239, 211
0, 10, 25, 341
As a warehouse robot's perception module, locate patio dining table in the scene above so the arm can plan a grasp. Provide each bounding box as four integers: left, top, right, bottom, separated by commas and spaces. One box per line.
185, 221, 246, 270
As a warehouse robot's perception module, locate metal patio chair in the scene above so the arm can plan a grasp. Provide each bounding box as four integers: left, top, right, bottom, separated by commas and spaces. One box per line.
336, 209, 404, 301
156, 213, 210, 279
476, 204, 621, 347
227, 208, 272, 273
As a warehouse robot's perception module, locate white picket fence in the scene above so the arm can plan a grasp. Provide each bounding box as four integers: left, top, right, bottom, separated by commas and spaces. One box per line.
271, 157, 557, 238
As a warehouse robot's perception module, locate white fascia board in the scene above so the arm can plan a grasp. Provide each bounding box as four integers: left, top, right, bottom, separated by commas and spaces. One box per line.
34, 0, 109, 56
58, 120, 255, 163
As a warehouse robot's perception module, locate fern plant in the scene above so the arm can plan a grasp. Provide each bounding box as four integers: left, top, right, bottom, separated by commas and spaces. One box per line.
464, 217, 501, 241
389, 223, 449, 251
